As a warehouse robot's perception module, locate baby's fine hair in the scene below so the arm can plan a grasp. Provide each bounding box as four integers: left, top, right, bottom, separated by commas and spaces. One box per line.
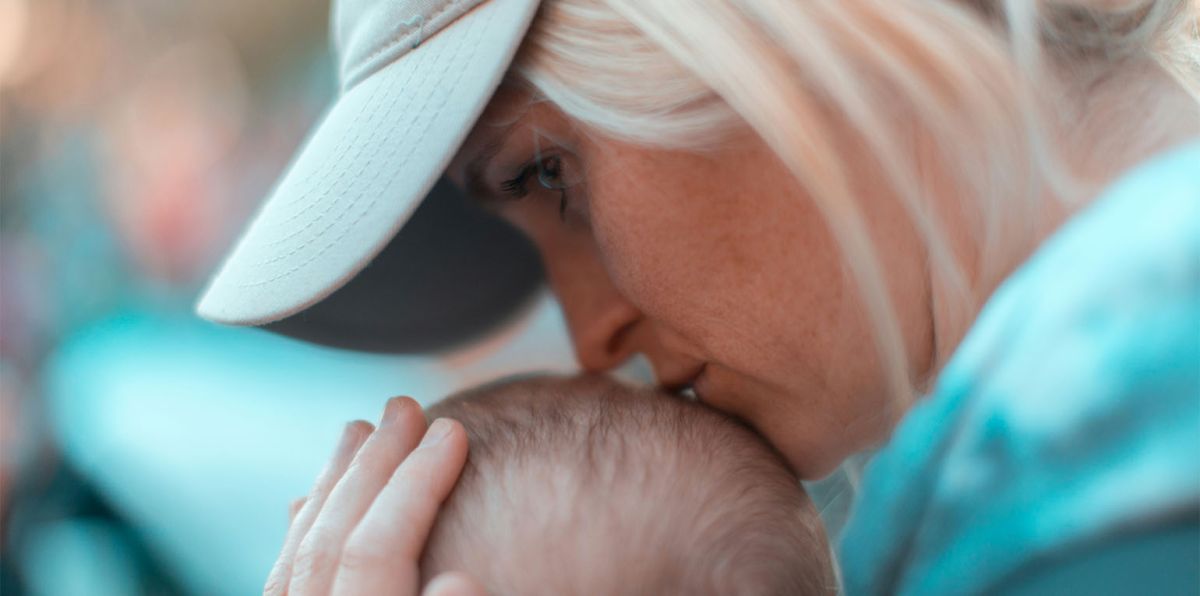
422, 374, 835, 595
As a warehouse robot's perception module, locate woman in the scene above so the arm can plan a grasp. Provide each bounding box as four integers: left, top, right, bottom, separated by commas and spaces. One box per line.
197, 0, 1199, 593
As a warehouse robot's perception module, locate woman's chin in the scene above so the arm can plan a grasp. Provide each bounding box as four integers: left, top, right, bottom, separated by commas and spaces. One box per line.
693, 372, 843, 479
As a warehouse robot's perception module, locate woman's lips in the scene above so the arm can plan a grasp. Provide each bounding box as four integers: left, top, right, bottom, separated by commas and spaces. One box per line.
689, 365, 710, 403
674, 364, 708, 403
661, 363, 708, 402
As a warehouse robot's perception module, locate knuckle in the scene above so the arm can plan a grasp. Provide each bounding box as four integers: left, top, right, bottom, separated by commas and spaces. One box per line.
262, 574, 287, 596
339, 531, 386, 573
291, 538, 337, 583
341, 458, 370, 480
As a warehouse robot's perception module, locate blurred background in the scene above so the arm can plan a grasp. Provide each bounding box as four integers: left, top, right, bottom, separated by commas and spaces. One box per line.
0, 0, 585, 593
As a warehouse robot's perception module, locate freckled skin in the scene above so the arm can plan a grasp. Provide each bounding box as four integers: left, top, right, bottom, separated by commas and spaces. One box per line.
448, 85, 933, 479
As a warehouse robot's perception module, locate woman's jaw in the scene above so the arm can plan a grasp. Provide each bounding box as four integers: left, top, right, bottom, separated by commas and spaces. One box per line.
667, 360, 898, 480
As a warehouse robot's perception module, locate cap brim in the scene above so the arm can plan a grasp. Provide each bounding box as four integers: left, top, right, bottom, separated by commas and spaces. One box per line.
196, 0, 543, 351
262, 178, 543, 353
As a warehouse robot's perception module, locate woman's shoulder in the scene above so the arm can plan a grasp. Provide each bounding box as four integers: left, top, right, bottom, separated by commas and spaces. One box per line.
838, 140, 1200, 595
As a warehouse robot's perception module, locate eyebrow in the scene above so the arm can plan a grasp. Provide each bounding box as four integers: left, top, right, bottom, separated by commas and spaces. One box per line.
462, 123, 520, 203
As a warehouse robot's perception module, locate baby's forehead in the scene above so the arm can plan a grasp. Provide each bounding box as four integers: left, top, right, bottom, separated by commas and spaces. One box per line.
430, 374, 791, 499
435, 373, 641, 411
431, 374, 731, 453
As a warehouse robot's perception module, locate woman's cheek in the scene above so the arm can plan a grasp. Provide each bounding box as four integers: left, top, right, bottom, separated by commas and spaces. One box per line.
588, 215, 657, 309
582, 144, 741, 338
591, 207, 716, 350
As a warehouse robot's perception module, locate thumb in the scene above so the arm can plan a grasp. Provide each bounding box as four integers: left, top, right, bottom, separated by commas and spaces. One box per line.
423, 572, 486, 596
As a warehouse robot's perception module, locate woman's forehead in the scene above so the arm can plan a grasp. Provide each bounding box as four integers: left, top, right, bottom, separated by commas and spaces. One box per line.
449, 86, 574, 179
467, 84, 541, 145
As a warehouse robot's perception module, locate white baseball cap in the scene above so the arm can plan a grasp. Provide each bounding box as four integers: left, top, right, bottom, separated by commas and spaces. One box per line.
196, 0, 545, 352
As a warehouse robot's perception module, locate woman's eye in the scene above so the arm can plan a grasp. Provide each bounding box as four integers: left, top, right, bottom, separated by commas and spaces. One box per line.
499, 164, 535, 198
499, 155, 574, 221
536, 156, 564, 189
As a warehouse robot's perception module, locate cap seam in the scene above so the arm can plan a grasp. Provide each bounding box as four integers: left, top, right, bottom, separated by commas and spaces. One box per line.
340, 0, 471, 93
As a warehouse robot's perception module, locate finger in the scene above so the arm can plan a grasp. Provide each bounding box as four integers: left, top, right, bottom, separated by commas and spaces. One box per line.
288, 497, 307, 525
290, 397, 427, 596
264, 421, 372, 596
331, 418, 469, 596
423, 572, 486, 596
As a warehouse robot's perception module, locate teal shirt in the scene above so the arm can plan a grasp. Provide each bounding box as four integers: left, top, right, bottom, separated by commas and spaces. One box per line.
838, 140, 1200, 594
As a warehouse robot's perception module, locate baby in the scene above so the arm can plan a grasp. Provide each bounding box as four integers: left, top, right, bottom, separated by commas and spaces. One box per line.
421, 375, 836, 595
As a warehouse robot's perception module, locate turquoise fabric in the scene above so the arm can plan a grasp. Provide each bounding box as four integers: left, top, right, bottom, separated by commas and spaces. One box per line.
838, 140, 1200, 595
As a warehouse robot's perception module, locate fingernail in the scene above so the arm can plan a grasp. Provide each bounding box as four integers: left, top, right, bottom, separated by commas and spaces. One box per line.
380, 397, 406, 427
335, 421, 363, 454
421, 418, 453, 448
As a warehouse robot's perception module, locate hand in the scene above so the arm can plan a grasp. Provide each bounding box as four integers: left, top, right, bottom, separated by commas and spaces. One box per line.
265, 397, 482, 595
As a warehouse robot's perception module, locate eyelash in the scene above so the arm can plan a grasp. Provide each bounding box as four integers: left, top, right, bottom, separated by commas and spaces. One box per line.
499, 155, 570, 221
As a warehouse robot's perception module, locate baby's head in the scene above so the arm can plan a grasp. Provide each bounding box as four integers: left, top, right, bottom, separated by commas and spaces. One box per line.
422, 375, 835, 595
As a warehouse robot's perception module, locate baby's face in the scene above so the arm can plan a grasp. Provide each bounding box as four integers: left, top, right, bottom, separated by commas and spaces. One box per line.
420, 375, 834, 595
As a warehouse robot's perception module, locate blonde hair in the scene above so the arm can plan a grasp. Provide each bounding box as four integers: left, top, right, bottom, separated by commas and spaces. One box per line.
508, 0, 1200, 406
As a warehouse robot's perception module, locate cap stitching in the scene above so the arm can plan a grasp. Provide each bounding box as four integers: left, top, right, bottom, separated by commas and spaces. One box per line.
258, 40, 429, 247
248, 43, 432, 267
243, 5, 494, 281
236, 1, 497, 285
241, 13, 480, 280
267, 0, 470, 233
257, 62, 397, 239
341, 0, 470, 93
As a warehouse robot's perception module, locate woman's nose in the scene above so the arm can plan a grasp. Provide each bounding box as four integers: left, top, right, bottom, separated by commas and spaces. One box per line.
565, 289, 641, 373
542, 248, 642, 373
